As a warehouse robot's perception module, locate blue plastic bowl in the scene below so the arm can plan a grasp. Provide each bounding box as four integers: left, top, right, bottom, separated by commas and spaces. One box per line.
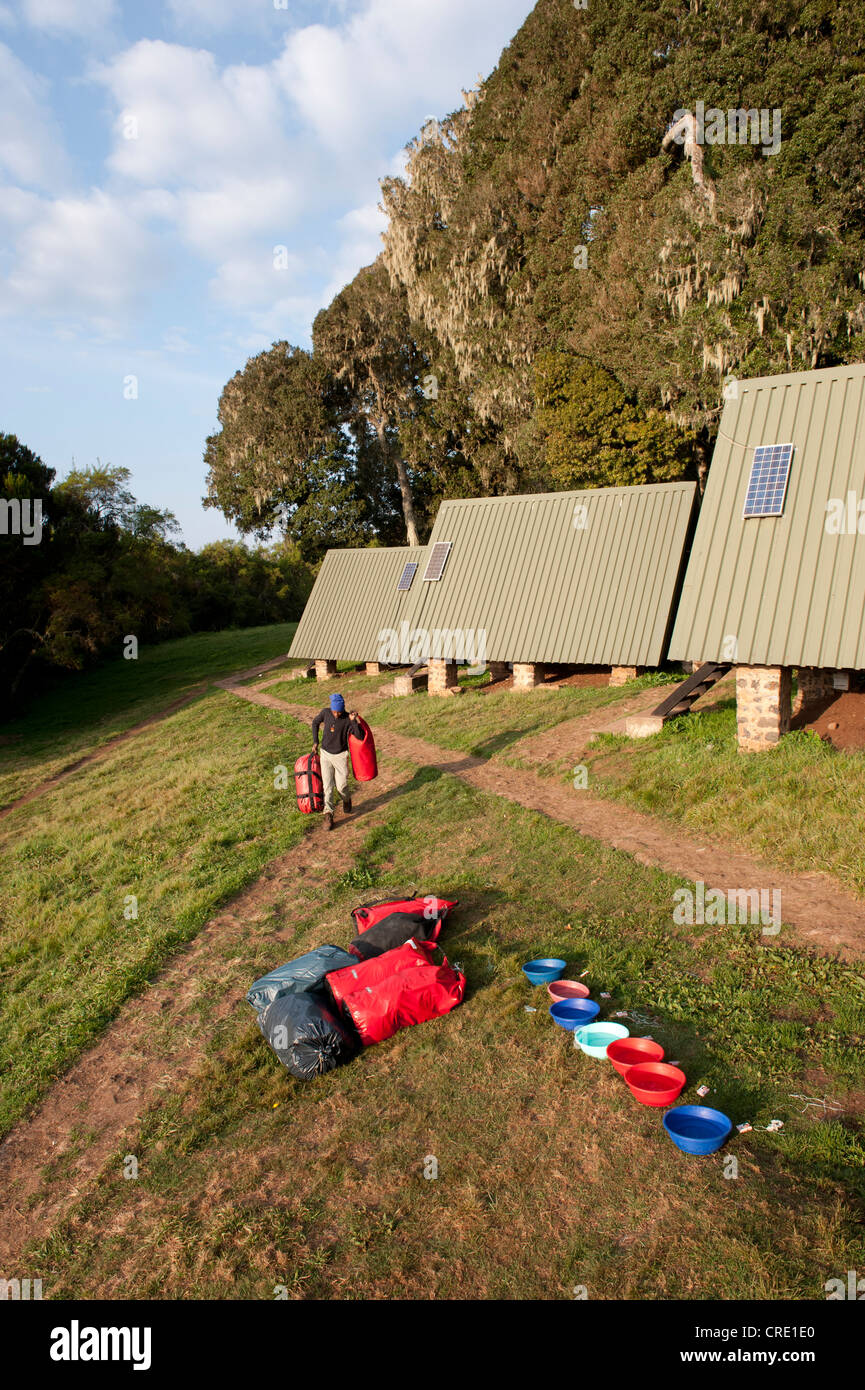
663, 1105, 733, 1156
523, 957, 567, 986
549, 998, 601, 1031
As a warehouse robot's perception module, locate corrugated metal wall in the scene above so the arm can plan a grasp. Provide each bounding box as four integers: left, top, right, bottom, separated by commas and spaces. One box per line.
288, 547, 424, 663
669, 363, 865, 668
402, 482, 697, 666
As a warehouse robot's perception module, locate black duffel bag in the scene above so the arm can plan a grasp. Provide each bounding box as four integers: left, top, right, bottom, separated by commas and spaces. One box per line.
348, 910, 438, 961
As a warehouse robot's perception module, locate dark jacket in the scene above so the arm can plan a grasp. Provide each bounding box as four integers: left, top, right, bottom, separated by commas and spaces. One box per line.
312, 707, 364, 755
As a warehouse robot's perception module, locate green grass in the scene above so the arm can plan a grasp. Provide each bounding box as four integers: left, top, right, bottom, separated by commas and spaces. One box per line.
16, 759, 865, 1301
585, 699, 865, 896
0, 689, 308, 1136
270, 666, 388, 706
372, 679, 631, 762
5, 646, 865, 1299
0, 622, 297, 807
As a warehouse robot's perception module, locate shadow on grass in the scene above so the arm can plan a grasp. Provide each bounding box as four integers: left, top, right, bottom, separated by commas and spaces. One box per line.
469, 727, 544, 759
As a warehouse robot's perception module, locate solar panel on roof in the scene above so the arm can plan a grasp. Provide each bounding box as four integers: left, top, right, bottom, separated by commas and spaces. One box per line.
422, 541, 452, 582
396, 561, 418, 591
743, 443, 794, 518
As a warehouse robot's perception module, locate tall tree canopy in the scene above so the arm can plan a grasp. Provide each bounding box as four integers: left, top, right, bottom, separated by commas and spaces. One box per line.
206, 0, 865, 545
312, 258, 429, 545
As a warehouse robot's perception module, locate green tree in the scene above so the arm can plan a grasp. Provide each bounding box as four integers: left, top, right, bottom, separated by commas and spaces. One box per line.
313, 258, 430, 545
534, 352, 696, 489
203, 343, 390, 561
55, 464, 179, 538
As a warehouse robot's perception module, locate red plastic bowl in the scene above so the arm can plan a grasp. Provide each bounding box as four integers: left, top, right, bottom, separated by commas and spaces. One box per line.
623, 1062, 686, 1108
547, 979, 590, 1002
606, 1037, 665, 1076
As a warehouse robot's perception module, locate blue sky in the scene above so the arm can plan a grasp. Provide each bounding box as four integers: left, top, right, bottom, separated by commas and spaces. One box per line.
0, 0, 535, 546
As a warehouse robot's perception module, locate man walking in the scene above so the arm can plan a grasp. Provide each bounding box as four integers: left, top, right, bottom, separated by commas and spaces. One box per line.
311, 693, 364, 831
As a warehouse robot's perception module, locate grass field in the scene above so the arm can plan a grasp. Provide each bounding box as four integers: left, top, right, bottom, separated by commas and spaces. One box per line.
3, 628, 864, 1300
0, 623, 297, 808
23, 769, 865, 1300
0, 691, 308, 1137
585, 699, 865, 897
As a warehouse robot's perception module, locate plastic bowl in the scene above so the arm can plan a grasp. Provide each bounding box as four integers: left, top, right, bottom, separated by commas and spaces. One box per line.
624, 1061, 687, 1107
606, 1037, 665, 1076
523, 957, 567, 986
663, 1105, 733, 1155
549, 998, 600, 1031
573, 1022, 630, 1058
547, 979, 591, 1002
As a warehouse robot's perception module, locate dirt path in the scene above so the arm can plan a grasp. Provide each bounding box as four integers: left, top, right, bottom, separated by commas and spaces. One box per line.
250, 687, 865, 962
0, 755, 410, 1267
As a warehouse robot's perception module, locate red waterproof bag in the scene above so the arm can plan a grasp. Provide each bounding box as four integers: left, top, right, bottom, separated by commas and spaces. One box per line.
294, 751, 324, 814
325, 938, 436, 1010
351, 895, 458, 932
340, 956, 466, 1046
348, 716, 378, 782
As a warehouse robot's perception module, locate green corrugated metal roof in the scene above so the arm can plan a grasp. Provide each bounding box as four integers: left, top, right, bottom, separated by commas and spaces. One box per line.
402, 482, 698, 666
288, 546, 424, 663
669, 362, 865, 668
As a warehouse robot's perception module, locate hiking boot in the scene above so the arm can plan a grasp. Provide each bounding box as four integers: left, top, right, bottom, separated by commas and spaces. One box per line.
323, 812, 334, 831
343, 797, 353, 815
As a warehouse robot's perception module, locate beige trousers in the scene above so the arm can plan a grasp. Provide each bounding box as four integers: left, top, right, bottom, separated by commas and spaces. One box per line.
320, 748, 350, 815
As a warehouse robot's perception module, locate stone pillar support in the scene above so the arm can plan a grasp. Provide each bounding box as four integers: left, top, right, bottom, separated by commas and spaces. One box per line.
428, 658, 460, 696
512, 663, 544, 692
736, 665, 791, 752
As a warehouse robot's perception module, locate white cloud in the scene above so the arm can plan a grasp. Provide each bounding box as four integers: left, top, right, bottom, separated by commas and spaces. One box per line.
208, 245, 307, 310
275, 0, 533, 153
176, 175, 300, 257
94, 40, 306, 281
0, 188, 166, 325
165, 0, 238, 31
0, 43, 69, 189
0, 182, 42, 228
97, 41, 288, 187
20, 0, 118, 35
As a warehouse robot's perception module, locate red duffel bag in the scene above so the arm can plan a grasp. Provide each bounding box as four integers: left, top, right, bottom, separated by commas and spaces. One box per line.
351, 895, 458, 932
348, 715, 378, 782
325, 938, 436, 1010
294, 751, 324, 814
340, 955, 466, 1046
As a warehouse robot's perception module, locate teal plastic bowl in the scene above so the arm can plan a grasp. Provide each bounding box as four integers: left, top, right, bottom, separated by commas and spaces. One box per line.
574, 1022, 630, 1058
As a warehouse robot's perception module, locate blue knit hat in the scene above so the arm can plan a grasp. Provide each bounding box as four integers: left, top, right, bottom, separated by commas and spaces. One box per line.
329, 692, 345, 712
